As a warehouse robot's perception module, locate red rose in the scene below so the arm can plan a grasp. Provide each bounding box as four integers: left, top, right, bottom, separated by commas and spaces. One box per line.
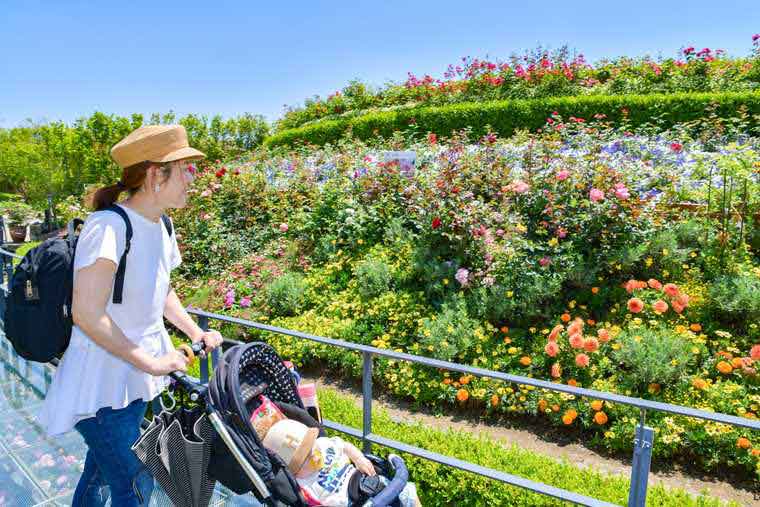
431, 217, 442, 229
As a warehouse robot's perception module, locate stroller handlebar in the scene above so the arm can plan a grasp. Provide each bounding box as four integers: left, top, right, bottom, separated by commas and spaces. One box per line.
169, 340, 209, 402
363, 454, 409, 507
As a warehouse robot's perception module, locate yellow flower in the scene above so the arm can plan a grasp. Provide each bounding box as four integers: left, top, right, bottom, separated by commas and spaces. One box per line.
506, 291, 514, 298
690, 252, 697, 258
358, 239, 364, 245
612, 343, 621, 350
508, 347, 518, 354
548, 237, 559, 247
662, 248, 669, 256
442, 279, 449, 285
645, 257, 653, 267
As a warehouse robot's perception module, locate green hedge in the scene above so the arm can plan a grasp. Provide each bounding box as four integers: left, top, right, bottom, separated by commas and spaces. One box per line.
265, 91, 760, 148
317, 388, 738, 507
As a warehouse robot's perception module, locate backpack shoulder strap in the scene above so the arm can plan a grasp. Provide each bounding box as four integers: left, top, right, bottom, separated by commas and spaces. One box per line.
104, 204, 132, 304
161, 214, 173, 237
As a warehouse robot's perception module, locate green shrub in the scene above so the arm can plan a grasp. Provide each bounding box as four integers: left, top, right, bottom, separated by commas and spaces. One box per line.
418, 296, 479, 362
265, 92, 760, 148
708, 271, 760, 337
266, 273, 307, 316
612, 327, 695, 391
355, 258, 393, 299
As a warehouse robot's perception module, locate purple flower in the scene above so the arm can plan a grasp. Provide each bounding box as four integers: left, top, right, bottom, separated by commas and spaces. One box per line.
455, 268, 470, 287
224, 288, 235, 308
539, 256, 551, 267
240, 296, 252, 308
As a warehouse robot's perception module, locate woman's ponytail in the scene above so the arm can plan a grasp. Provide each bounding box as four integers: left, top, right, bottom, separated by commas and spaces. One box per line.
86, 161, 152, 211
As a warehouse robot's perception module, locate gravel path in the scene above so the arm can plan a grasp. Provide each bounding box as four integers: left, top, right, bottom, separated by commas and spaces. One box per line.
300, 371, 759, 507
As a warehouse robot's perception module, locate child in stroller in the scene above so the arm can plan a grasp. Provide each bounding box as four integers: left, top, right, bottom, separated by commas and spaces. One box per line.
207, 341, 422, 507
263, 418, 421, 507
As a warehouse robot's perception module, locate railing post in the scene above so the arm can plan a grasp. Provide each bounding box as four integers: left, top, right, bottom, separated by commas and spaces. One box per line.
362, 351, 373, 454
628, 409, 655, 507
198, 315, 210, 383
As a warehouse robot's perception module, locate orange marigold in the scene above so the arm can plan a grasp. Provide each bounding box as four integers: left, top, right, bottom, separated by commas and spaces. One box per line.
551, 404, 561, 413
737, 437, 751, 449
594, 411, 609, 425
648, 383, 661, 394
716, 361, 733, 374
569, 333, 585, 349
587, 319, 596, 326
652, 300, 669, 314
567, 379, 578, 387
500, 326, 509, 334
627, 297, 644, 313
443, 378, 452, 385
548, 324, 564, 341
544, 341, 560, 357
663, 283, 680, 297
591, 287, 599, 294
752, 449, 760, 457
459, 375, 471, 385
520, 356, 532, 366
731, 357, 744, 369
538, 399, 548, 412
562, 414, 574, 425
597, 328, 611, 342
456, 389, 470, 402
692, 378, 707, 390
590, 400, 603, 411
561, 313, 571, 323
690, 323, 702, 332
491, 394, 500, 407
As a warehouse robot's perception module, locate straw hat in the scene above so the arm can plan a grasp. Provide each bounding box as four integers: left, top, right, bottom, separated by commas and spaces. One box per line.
110, 125, 206, 169
262, 420, 319, 474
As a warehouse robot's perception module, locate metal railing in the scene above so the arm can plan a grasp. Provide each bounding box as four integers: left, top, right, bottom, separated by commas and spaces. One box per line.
183, 308, 760, 507
0, 219, 757, 506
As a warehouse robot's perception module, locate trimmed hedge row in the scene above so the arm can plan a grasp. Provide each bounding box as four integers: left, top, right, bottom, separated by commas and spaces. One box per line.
265, 91, 760, 148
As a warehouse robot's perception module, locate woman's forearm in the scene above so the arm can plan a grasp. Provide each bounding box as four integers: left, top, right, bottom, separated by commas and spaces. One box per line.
75, 312, 156, 373
164, 288, 204, 342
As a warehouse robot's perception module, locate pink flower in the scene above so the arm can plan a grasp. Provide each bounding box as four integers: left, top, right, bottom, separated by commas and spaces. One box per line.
614, 184, 630, 200
200, 189, 212, 198
653, 300, 669, 314
240, 296, 252, 308
200, 212, 211, 221
544, 341, 560, 357
556, 228, 567, 239
583, 337, 599, 353
556, 170, 570, 181
750, 344, 760, 360
569, 333, 584, 349
589, 188, 605, 202
455, 268, 470, 287
511, 180, 530, 194
223, 288, 235, 308
551, 362, 562, 378
575, 353, 590, 368
539, 256, 551, 267
670, 142, 683, 153
279, 223, 289, 233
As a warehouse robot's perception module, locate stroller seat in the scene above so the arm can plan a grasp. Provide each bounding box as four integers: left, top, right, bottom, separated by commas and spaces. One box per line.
207, 342, 410, 507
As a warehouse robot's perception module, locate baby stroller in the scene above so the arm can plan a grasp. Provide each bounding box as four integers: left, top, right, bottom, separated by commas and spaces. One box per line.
166, 341, 410, 507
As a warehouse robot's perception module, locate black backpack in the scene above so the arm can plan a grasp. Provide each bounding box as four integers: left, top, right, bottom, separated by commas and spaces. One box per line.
4, 205, 172, 362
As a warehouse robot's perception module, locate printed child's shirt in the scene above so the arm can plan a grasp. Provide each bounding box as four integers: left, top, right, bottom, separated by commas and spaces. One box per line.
297, 437, 356, 507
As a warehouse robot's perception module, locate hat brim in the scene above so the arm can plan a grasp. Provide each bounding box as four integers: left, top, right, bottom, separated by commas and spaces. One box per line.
288, 428, 319, 475
151, 146, 206, 164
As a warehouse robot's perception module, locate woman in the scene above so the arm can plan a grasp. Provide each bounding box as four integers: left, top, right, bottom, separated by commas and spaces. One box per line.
39, 125, 223, 506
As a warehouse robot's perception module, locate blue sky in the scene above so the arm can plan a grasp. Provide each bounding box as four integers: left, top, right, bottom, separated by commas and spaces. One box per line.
1, 0, 758, 128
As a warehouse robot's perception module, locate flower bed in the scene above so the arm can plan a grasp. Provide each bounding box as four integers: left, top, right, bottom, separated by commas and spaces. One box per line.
172, 119, 760, 480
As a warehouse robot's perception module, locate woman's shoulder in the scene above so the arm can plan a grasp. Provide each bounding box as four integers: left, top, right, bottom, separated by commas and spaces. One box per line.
84, 207, 129, 233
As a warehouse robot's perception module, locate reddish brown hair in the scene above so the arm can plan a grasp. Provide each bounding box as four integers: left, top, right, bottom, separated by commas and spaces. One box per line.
88, 161, 172, 210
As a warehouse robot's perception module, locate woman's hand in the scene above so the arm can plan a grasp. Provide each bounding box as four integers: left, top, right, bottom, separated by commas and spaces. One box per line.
147, 350, 190, 376
192, 329, 224, 354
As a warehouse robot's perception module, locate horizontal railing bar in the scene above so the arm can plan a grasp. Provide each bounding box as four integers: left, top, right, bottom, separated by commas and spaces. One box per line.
321, 420, 618, 506
188, 308, 760, 431
0, 247, 22, 259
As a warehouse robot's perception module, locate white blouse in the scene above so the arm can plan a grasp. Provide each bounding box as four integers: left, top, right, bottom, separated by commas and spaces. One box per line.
38, 204, 181, 436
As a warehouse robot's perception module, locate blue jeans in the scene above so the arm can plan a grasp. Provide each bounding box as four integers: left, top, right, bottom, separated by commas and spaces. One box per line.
73, 399, 154, 507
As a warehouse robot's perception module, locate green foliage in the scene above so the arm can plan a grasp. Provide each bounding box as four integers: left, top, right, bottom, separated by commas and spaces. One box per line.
266, 272, 308, 316
354, 258, 393, 299
708, 270, 760, 334
418, 296, 479, 362
0, 111, 269, 206
0, 200, 39, 225
612, 326, 695, 390
266, 92, 760, 148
